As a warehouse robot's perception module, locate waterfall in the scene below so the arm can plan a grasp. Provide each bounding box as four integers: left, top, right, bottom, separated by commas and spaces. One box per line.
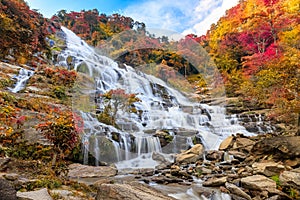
58, 27, 255, 168
8, 68, 34, 93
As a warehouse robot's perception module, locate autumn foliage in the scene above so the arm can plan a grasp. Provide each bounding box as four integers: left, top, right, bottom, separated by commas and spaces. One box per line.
0, 0, 51, 62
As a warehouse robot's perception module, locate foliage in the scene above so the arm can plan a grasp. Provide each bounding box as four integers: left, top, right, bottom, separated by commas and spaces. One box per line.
96, 89, 140, 127
0, 0, 51, 62
36, 110, 84, 166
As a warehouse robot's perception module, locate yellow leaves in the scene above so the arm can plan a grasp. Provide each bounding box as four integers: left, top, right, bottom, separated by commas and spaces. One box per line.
282, 0, 300, 13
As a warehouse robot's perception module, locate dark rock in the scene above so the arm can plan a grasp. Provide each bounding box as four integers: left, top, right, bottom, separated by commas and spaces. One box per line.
206, 150, 224, 161
0, 178, 17, 200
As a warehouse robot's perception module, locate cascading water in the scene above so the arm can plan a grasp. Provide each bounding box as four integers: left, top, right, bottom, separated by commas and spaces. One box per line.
58, 27, 255, 169
8, 68, 34, 93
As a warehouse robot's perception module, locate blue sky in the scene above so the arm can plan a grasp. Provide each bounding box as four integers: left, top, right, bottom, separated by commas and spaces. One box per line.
25, 0, 238, 35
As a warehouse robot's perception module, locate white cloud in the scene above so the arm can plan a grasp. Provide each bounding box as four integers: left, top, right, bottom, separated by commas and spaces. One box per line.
124, 0, 239, 36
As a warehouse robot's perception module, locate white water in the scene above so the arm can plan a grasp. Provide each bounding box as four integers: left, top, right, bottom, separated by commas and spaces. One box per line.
9, 68, 34, 93
59, 27, 254, 168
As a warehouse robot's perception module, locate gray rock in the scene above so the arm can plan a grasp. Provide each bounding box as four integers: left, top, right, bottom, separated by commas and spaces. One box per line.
279, 168, 300, 190
96, 182, 175, 200
68, 163, 117, 179
4, 173, 19, 181
17, 188, 52, 200
241, 175, 276, 192
0, 178, 17, 200
202, 176, 227, 187
225, 182, 251, 200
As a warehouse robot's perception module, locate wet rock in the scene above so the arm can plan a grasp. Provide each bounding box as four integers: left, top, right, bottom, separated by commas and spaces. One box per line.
219, 136, 234, 151
68, 163, 117, 179
279, 168, 300, 190
202, 176, 227, 187
252, 161, 285, 177
225, 182, 251, 200
206, 150, 224, 161
0, 178, 17, 200
17, 188, 52, 200
175, 144, 204, 164
241, 175, 276, 192
96, 181, 175, 200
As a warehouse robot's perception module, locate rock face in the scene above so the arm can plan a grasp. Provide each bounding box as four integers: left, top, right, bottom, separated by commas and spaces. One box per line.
17, 188, 52, 200
96, 182, 175, 200
68, 163, 117, 179
241, 175, 277, 191
0, 179, 17, 200
175, 144, 204, 163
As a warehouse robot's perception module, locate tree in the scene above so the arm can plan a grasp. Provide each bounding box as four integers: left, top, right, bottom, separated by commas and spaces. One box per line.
36, 111, 83, 166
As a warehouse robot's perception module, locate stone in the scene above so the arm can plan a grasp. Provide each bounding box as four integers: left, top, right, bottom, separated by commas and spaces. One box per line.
228, 150, 247, 161
4, 173, 19, 181
202, 176, 227, 187
251, 136, 300, 160
17, 188, 52, 200
96, 182, 175, 200
241, 175, 277, 192
252, 161, 285, 177
234, 137, 255, 152
219, 136, 234, 150
225, 182, 251, 200
176, 144, 204, 163
205, 150, 224, 161
0, 178, 17, 200
0, 157, 11, 171
68, 163, 117, 179
279, 168, 300, 190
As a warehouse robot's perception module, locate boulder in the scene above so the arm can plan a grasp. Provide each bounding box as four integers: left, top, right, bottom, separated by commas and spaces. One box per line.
225, 182, 251, 200
202, 176, 227, 187
96, 182, 175, 200
279, 168, 300, 190
176, 144, 204, 163
17, 188, 52, 200
219, 136, 234, 150
0, 178, 17, 200
68, 163, 117, 179
241, 175, 276, 192
234, 137, 255, 152
252, 161, 285, 177
205, 150, 224, 161
251, 136, 300, 160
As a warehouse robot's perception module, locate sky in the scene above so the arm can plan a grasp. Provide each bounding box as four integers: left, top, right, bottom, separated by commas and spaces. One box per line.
25, 0, 239, 36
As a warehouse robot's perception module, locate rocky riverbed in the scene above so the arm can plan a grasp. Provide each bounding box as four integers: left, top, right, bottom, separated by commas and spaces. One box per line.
1, 132, 299, 200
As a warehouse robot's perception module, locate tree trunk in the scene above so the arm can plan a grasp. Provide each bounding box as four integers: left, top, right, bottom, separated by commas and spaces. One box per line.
51, 152, 58, 167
